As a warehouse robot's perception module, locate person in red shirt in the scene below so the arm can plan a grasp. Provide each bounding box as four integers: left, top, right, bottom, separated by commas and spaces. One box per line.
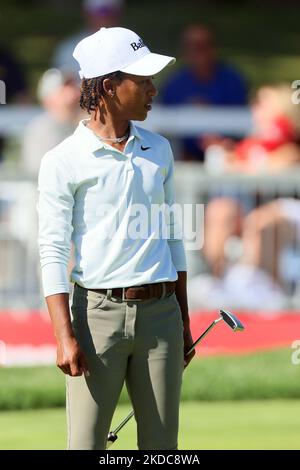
203, 84, 300, 277
222, 84, 300, 172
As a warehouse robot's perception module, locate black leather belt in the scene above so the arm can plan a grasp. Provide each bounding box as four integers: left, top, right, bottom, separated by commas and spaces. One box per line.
80, 281, 176, 302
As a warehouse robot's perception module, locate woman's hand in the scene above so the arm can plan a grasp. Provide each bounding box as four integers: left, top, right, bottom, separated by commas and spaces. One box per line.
183, 323, 195, 369
45, 293, 90, 377
56, 335, 89, 377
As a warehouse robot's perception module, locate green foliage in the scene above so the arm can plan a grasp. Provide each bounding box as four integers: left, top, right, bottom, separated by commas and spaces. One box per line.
0, 366, 64, 410
1, 1, 300, 96
0, 349, 299, 410
181, 348, 300, 401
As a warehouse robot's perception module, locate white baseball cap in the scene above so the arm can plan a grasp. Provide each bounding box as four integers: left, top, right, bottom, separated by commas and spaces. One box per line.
73, 26, 176, 79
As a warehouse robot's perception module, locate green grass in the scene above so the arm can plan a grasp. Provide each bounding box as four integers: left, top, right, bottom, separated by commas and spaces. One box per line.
1, 400, 299, 450
0, 349, 299, 410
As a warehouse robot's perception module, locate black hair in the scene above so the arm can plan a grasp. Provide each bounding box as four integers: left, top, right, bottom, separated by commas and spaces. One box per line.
79, 71, 124, 118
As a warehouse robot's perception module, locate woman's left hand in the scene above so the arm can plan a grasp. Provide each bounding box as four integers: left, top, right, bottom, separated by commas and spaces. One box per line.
183, 324, 195, 369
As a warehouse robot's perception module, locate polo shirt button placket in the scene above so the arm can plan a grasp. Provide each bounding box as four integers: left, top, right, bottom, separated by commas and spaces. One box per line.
125, 152, 134, 172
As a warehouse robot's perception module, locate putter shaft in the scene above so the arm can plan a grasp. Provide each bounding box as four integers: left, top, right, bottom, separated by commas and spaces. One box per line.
106, 317, 223, 447
186, 317, 222, 356
107, 310, 244, 447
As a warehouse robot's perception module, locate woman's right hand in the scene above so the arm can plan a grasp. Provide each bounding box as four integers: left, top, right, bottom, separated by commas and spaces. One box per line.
45, 293, 90, 377
56, 335, 89, 377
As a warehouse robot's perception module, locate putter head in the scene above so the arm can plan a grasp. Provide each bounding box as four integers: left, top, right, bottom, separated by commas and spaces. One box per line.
220, 309, 244, 332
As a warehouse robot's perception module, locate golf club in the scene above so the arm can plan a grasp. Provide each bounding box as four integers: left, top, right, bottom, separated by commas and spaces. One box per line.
106, 309, 244, 448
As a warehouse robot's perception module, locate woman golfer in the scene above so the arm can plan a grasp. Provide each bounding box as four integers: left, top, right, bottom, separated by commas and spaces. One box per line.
38, 26, 195, 450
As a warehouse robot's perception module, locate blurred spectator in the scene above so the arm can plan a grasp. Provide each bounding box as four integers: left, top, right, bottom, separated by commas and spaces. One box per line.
21, 68, 82, 177
0, 47, 28, 103
205, 84, 300, 173
187, 264, 287, 312
188, 197, 300, 312
52, 0, 124, 74
202, 84, 300, 278
0, 46, 29, 161
203, 197, 243, 278
160, 24, 247, 161
242, 198, 300, 293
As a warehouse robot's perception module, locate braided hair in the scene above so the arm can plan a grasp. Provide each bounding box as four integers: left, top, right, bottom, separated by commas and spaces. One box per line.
80, 71, 124, 119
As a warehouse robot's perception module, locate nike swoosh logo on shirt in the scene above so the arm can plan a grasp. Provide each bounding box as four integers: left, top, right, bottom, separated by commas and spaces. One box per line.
141, 146, 151, 151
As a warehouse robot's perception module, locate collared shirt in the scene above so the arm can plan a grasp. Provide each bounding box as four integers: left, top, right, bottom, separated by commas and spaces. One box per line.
37, 119, 186, 297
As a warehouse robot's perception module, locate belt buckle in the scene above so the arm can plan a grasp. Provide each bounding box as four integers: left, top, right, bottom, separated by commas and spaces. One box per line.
122, 287, 143, 302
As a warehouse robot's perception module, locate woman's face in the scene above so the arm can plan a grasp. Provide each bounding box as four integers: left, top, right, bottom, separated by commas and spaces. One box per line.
113, 74, 158, 121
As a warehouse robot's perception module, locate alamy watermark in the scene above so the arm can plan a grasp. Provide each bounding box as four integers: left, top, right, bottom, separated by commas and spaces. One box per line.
291, 80, 300, 105
0, 80, 6, 104
291, 340, 300, 365
94, 201, 204, 251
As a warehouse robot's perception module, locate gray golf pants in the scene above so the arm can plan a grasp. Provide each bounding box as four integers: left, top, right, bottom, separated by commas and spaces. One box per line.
66, 283, 184, 450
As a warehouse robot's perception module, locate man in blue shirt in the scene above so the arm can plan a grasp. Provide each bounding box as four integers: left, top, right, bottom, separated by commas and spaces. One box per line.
161, 25, 248, 161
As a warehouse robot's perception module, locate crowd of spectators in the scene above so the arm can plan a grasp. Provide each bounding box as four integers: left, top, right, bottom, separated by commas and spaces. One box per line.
1, 0, 300, 311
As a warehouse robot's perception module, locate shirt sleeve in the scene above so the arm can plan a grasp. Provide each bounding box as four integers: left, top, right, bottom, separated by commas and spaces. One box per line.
163, 140, 187, 271
37, 152, 75, 297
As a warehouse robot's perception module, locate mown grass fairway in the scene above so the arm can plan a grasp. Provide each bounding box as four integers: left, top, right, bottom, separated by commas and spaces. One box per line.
1, 400, 299, 450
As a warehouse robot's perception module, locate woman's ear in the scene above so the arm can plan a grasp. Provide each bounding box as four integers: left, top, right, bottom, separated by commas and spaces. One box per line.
102, 78, 116, 98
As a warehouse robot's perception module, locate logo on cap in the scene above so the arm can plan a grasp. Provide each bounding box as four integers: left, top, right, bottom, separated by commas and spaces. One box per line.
130, 39, 146, 52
